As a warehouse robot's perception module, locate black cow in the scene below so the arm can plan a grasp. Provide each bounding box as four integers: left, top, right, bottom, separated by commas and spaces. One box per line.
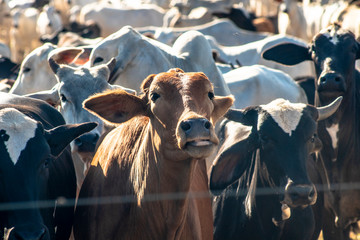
262, 23, 360, 239
210, 97, 341, 240
0, 93, 96, 240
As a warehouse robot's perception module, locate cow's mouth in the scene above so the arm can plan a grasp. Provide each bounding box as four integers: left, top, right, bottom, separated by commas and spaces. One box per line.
186, 139, 212, 147
183, 138, 216, 158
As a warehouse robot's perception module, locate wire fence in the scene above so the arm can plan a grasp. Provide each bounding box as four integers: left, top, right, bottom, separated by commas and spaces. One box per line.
1, 182, 360, 211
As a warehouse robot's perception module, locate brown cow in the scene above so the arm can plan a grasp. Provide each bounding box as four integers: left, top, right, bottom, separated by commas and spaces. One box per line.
73, 68, 234, 240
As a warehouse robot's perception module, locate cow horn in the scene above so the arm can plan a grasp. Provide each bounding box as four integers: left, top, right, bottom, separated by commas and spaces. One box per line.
317, 96, 343, 121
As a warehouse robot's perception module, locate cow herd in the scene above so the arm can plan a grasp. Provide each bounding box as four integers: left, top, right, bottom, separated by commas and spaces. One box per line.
1, 0, 360, 240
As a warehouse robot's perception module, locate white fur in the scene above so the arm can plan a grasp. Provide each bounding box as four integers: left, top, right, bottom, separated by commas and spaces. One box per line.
259, 99, 306, 136
326, 123, 338, 151
0, 108, 37, 164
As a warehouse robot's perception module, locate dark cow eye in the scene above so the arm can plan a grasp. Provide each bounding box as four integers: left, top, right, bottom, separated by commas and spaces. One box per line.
208, 92, 214, 100
93, 57, 104, 65
150, 92, 160, 102
60, 94, 67, 102
23, 67, 31, 73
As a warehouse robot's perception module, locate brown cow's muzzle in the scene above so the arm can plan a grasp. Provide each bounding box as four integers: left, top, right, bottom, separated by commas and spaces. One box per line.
176, 117, 219, 159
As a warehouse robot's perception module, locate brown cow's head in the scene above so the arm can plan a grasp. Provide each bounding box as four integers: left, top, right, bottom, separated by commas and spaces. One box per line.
83, 68, 234, 160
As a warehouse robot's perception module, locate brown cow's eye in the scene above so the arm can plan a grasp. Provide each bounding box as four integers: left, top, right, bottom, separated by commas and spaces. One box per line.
208, 92, 214, 100
150, 92, 160, 102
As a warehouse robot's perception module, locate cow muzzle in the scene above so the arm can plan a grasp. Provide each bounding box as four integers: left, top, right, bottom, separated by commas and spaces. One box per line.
176, 117, 219, 159
5, 224, 50, 240
317, 72, 346, 97
283, 182, 317, 208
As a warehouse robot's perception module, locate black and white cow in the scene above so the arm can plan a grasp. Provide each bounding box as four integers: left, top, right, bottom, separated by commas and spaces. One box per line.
262, 23, 360, 239
210, 97, 341, 240
0, 93, 96, 240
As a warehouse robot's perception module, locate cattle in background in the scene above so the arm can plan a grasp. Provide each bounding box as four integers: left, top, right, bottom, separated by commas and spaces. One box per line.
26, 48, 135, 189
9, 7, 40, 63
89, 26, 232, 99
36, 5, 62, 37
223, 65, 308, 109
9, 43, 92, 95
40, 21, 102, 46
210, 97, 342, 240
0, 92, 96, 240
137, 18, 271, 46
73, 68, 234, 240
263, 23, 360, 239
277, 0, 348, 42
206, 34, 315, 79
9, 43, 57, 95
212, 7, 275, 33
78, 3, 165, 37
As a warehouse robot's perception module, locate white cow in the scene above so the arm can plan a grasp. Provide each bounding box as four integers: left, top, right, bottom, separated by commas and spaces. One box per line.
278, 0, 348, 42
89, 25, 232, 98
137, 18, 271, 46
223, 65, 308, 109
206, 34, 315, 79
9, 43, 92, 95
78, 3, 166, 37
26, 48, 135, 188
9, 7, 40, 63
10, 43, 57, 95
36, 5, 63, 37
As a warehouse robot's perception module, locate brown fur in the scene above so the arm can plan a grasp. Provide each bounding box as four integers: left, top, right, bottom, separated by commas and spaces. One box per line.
74, 69, 234, 240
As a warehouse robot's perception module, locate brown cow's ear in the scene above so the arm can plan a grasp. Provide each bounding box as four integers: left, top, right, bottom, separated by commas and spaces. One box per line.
209, 128, 256, 195
211, 95, 234, 124
83, 89, 148, 125
141, 74, 156, 94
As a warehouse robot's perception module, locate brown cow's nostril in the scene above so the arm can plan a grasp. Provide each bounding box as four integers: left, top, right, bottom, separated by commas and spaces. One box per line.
180, 121, 191, 132
204, 120, 211, 129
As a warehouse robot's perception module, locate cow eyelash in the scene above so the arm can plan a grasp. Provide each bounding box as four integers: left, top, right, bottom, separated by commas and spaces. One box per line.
23, 67, 31, 73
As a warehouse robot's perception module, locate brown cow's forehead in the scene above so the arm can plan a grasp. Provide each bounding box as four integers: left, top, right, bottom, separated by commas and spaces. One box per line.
150, 71, 213, 93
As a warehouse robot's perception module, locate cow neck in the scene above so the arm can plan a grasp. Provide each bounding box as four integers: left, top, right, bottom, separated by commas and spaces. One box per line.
318, 70, 360, 170
131, 121, 199, 239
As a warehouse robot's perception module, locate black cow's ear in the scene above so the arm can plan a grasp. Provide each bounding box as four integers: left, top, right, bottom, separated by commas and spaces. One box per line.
209, 131, 256, 195
262, 43, 312, 65
45, 122, 97, 157
224, 107, 258, 126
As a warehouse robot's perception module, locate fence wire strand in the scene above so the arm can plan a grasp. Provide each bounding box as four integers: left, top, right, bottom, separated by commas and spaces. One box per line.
1, 182, 360, 211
